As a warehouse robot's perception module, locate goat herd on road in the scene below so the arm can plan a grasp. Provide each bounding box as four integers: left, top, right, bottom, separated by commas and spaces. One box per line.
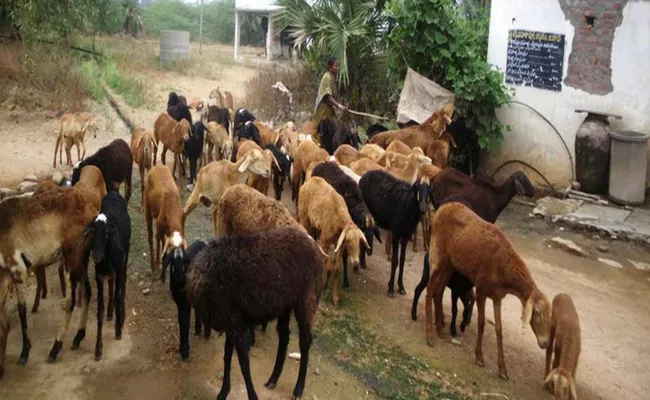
0, 89, 581, 400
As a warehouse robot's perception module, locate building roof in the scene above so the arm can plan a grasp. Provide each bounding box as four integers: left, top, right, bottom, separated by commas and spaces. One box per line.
235, 0, 282, 13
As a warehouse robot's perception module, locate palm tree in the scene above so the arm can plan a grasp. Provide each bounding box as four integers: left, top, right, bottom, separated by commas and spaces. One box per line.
275, 0, 387, 87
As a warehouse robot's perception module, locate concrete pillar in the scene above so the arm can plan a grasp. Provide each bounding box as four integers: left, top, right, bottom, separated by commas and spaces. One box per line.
266, 12, 273, 61
234, 10, 240, 60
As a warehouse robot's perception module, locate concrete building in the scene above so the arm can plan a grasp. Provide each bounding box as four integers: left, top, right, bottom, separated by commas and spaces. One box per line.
484, 0, 650, 189
234, 0, 282, 61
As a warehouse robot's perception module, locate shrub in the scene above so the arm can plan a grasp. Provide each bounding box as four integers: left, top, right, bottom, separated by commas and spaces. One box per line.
387, 0, 512, 149
76, 59, 106, 102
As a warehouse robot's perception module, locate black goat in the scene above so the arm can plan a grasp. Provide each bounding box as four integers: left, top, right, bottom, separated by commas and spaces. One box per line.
86, 191, 131, 361
234, 108, 256, 133
186, 226, 324, 400
206, 105, 231, 135
359, 170, 429, 297
231, 121, 262, 162
167, 91, 193, 125
317, 117, 359, 155
167, 91, 181, 108
72, 139, 133, 203
311, 162, 381, 287
185, 122, 205, 184
366, 124, 388, 142
264, 144, 292, 201
165, 240, 210, 360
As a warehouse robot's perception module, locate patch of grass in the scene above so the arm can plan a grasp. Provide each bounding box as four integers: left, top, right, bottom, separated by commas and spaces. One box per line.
75, 59, 106, 102
314, 306, 469, 399
102, 61, 148, 108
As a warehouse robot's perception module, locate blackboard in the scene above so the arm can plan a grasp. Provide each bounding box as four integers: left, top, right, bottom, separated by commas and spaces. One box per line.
506, 29, 565, 92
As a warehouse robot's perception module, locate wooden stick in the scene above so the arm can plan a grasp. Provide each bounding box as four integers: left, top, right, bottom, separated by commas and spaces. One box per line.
346, 109, 390, 121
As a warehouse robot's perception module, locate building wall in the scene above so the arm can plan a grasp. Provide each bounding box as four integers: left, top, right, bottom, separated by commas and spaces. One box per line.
484, 0, 650, 189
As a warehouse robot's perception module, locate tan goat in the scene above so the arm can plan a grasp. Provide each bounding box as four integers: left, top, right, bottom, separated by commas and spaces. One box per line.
153, 113, 191, 183
425, 202, 551, 380
181, 149, 270, 233
205, 121, 232, 163
349, 157, 384, 176
276, 121, 299, 157
386, 139, 411, 155
543, 293, 581, 400
53, 112, 99, 167
386, 147, 432, 183
130, 127, 157, 197
334, 144, 367, 167
291, 140, 330, 204
143, 165, 188, 273
236, 140, 280, 197
359, 144, 386, 163
298, 177, 368, 306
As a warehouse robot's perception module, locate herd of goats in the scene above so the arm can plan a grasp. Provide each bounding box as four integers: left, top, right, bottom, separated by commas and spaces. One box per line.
0, 89, 582, 400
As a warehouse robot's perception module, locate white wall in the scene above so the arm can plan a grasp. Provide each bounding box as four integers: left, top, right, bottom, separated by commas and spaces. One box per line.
484, 0, 650, 189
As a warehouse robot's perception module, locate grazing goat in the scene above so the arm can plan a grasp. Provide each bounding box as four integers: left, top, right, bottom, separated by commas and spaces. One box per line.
424, 202, 551, 380
181, 150, 269, 233
53, 112, 99, 167
86, 191, 131, 361
359, 143, 386, 164
205, 121, 232, 163
153, 113, 191, 183
130, 127, 157, 197
349, 157, 384, 176
366, 124, 388, 142
143, 166, 188, 274
0, 165, 107, 369
186, 122, 206, 184
167, 240, 209, 360
236, 140, 280, 197
291, 140, 329, 205
186, 226, 325, 400
265, 144, 292, 201
72, 139, 133, 203
167, 92, 193, 124
333, 144, 367, 166
311, 162, 381, 282
543, 293, 581, 400
359, 170, 429, 297
299, 177, 368, 305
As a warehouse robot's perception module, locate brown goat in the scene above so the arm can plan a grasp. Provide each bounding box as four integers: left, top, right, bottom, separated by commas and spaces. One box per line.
236, 140, 280, 196
428, 131, 457, 169
349, 157, 384, 176
0, 165, 107, 368
359, 143, 386, 163
130, 127, 157, 197
298, 177, 368, 305
153, 113, 191, 183
386, 139, 411, 155
205, 121, 232, 163
334, 144, 367, 167
543, 293, 581, 400
385, 147, 431, 183
276, 121, 299, 157
53, 112, 99, 167
143, 165, 188, 273
291, 140, 330, 204
255, 121, 281, 148
424, 202, 551, 380
181, 150, 270, 233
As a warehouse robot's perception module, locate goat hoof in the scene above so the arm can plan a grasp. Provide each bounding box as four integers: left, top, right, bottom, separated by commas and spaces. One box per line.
107, 314, 113, 322
387, 290, 394, 298
291, 396, 301, 400
264, 379, 277, 389
95, 353, 102, 362
71, 329, 86, 349
0, 366, 3, 379
476, 359, 485, 368
31, 306, 38, 314
499, 371, 509, 381
48, 341, 63, 363
427, 337, 435, 347
343, 285, 350, 292
398, 287, 406, 296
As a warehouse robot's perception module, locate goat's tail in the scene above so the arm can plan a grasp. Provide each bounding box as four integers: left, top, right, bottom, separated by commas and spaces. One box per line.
411, 251, 431, 321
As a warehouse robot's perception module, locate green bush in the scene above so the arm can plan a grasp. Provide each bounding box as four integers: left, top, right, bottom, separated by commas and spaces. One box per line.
76, 59, 106, 102
387, 0, 512, 149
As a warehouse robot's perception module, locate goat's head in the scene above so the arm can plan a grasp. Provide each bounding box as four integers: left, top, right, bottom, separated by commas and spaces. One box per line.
543, 369, 577, 400
161, 231, 188, 282
412, 178, 430, 214
334, 222, 369, 269
238, 149, 270, 178
81, 114, 99, 139
417, 164, 441, 184
363, 213, 381, 256
168, 92, 180, 107
523, 286, 552, 349
179, 119, 191, 142
513, 172, 536, 198
222, 139, 234, 161
88, 213, 110, 265
408, 147, 432, 168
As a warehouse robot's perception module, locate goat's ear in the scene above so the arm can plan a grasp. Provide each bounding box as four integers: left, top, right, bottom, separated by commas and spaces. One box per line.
238, 154, 252, 173
161, 239, 171, 263
360, 230, 369, 249
162, 252, 173, 270
271, 154, 281, 171
373, 226, 382, 243
334, 229, 346, 254
522, 294, 534, 327
569, 378, 578, 400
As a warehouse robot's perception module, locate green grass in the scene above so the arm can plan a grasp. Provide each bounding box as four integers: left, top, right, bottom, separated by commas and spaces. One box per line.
76, 59, 106, 102
102, 61, 148, 108
314, 304, 468, 400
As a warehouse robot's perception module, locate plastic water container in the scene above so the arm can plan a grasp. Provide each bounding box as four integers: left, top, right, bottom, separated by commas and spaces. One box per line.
608, 130, 649, 205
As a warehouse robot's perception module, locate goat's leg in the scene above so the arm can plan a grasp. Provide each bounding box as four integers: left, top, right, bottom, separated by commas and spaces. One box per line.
72, 273, 92, 350
385, 231, 393, 261
194, 308, 203, 336
140, 165, 146, 208
342, 249, 350, 290
13, 282, 31, 365
544, 327, 556, 379
181, 184, 202, 230
397, 236, 408, 295
450, 289, 459, 338
75, 139, 81, 162
387, 234, 399, 297
323, 257, 332, 291
106, 274, 114, 321
493, 297, 508, 380
359, 248, 366, 270
48, 273, 76, 362
53, 136, 62, 167
146, 210, 155, 272
216, 333, 235, 400
474, 294, 487, 368
413, 225, 418, 252
460, 288, 475, 333
32, 266, 45, 313
332, 254, 341, 306
411, 251, 431, 321
293, 307, 313, 399
0, 273, 12, 378
80, 139, 87, 161
265, 310, 291, 389
161, 146, 168, 165
58, 261, 66, 297
234, 334, 258, 400
95, 275, 105, 361
116, 252, 127, 340
177, 300, 191, 360
125, 167, 133, 204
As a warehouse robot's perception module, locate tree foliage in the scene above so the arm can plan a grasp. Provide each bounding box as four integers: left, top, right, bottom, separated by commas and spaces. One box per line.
387, 0, 511, 149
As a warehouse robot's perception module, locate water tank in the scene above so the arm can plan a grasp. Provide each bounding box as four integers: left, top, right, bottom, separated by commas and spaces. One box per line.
160, 30, 190, 66
574, 110, 620, 194
608, 131, 649, 205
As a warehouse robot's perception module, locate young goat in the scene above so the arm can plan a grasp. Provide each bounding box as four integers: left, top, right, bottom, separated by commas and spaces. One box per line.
543, 293, 581, 400
205, 121, 232, 163
85, 191, 131, 361
299, 177, 368, 305
130, 127, 157, 197
186, 226, 325, 400
186, 122, 206, 185
424, 202, 551, 380
153, 113, 191, 184
143, 166, 188, 274
359, 170, 429, 297
333, 144, 367, 167
236, 140, 280, 197
264, 144, 292, 201
53, 112, 99, 167
72, 139, 132, 203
